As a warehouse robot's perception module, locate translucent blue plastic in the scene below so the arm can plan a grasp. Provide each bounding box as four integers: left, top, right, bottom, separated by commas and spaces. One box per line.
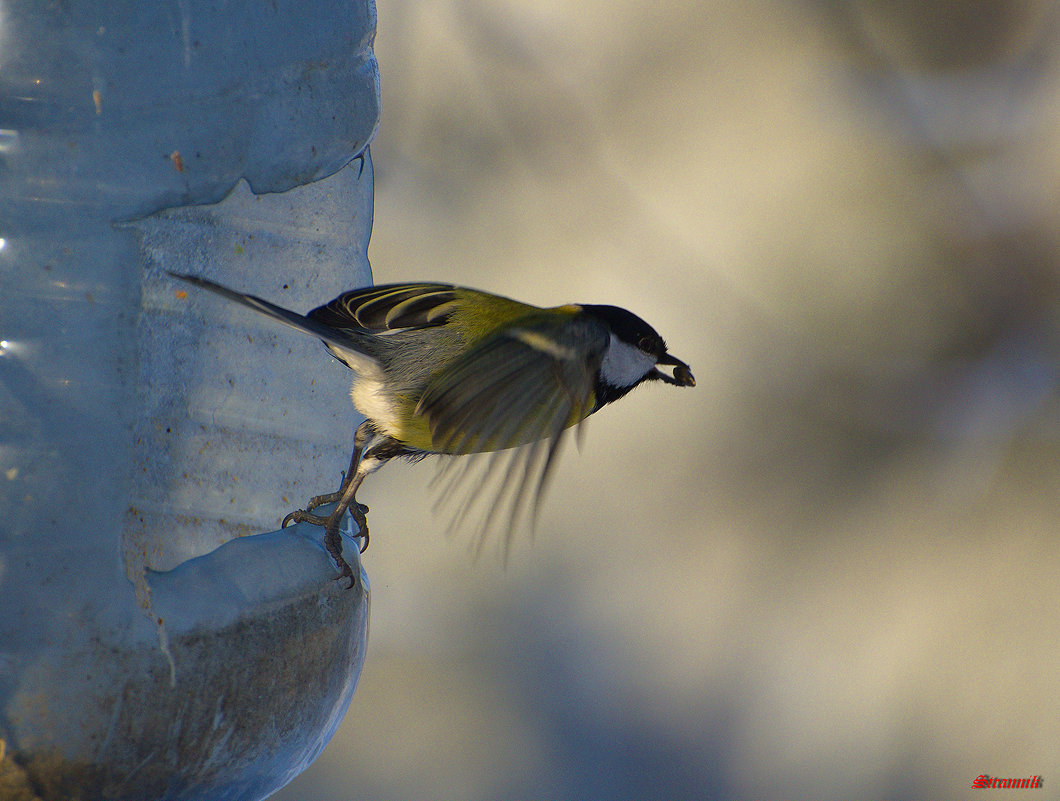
0, 2, 378, 798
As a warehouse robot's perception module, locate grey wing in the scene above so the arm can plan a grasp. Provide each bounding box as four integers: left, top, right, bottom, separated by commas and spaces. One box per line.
417, 316, 609, 549
305, 283, 465, 372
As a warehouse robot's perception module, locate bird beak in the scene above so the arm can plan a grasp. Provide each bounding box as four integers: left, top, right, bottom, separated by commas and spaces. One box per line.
653, 353, 695, 387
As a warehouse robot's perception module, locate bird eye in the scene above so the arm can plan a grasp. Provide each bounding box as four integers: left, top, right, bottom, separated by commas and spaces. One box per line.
637, 336, 654, 353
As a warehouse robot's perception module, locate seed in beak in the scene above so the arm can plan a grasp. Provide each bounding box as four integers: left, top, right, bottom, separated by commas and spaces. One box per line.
673, 364, 695, 386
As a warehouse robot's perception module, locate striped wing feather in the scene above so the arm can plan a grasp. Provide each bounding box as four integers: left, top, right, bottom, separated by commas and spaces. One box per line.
308, 283, 462, 333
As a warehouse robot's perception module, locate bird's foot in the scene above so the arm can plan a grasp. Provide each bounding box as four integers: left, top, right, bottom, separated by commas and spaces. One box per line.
324, 507, 369, 589
284, 500, 370, 588
351, 503, 370, 553
282, 501, 368, 528
281, 508, 328, 528
292, 487, 370, 517
331, 553, 357, 590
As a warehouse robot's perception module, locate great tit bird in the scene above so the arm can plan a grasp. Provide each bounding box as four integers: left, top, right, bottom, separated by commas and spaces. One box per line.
170, 274, 695, 586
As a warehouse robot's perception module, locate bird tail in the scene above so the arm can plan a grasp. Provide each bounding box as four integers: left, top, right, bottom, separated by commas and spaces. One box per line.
168, 272, 381, 373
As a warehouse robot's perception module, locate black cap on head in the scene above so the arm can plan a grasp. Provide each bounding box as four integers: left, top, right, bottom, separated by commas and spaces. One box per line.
579, 304, 668, 358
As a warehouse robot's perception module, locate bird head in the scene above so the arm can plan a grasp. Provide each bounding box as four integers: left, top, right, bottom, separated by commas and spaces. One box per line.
579, 304, 695, 406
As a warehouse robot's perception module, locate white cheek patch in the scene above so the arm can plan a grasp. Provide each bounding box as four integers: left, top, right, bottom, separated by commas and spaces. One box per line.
600, 334, 656, 387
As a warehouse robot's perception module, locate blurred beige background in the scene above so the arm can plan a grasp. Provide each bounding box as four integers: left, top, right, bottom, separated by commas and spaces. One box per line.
274, 2, 1060, 799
